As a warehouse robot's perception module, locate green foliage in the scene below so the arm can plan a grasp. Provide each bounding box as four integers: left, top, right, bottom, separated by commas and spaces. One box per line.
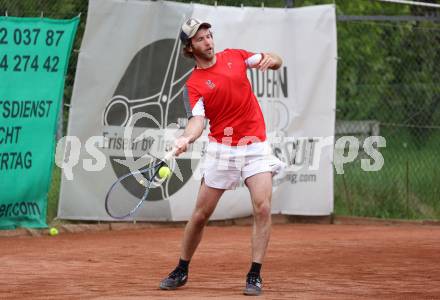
389, 22, 440, 144
337, 20, 440, 145
47, 166, 61, 223
334, 130, 440, 219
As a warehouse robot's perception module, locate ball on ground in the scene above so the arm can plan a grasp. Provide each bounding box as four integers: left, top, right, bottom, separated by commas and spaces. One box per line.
49, 227, 58, 236
158, 166, 171, 179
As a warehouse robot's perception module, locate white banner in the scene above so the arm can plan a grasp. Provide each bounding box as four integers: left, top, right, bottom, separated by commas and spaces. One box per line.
58, 0, 336, 221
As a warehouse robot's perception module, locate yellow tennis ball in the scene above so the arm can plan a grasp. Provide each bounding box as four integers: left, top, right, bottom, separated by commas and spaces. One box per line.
158, 166, 171, 179
49, 227, 58, 236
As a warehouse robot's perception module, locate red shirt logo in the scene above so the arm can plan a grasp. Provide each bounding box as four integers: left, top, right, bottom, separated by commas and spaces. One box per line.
206, 80, 216, 89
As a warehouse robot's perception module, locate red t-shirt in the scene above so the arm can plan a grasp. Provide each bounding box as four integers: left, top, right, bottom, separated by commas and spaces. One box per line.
183, 49, 266, 146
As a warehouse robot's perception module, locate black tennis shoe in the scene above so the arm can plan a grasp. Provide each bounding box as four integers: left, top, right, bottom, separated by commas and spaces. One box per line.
243, 272, 263, 296
159, 267, 188, 290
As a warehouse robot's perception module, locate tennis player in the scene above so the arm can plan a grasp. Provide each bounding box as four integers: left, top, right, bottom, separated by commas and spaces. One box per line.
159, 18, 284, 296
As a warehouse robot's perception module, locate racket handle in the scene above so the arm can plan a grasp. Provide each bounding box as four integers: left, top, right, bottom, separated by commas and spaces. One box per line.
164, 147, 177, 161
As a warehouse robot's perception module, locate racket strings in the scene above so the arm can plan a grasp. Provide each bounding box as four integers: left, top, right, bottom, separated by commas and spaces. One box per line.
105, 161, 167, 219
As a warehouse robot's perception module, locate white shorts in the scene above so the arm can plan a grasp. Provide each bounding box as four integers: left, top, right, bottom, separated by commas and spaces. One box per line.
200, 141, 285, 190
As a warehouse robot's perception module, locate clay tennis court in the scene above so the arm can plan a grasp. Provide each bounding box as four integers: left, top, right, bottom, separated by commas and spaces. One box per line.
1, 221, 440, 299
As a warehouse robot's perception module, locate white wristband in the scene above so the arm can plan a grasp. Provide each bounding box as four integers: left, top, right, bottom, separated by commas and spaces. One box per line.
245, 53, 263, 67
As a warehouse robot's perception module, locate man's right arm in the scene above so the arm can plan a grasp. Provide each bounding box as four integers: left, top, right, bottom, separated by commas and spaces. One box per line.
175, 85, 206, 156
174, 116, 205, 156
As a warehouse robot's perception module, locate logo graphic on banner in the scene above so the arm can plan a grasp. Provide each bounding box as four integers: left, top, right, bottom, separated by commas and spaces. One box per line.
58, 0, 336, 221
102, 38, 197, 200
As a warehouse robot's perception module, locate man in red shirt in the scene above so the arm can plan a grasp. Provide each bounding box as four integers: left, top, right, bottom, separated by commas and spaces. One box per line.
160, 18, 284, 296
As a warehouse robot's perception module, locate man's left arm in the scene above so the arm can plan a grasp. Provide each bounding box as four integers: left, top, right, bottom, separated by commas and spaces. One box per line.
258, 52, 283, 71
245, 52, 283, 71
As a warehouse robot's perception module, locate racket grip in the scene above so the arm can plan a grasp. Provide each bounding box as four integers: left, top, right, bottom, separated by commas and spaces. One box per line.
164, 147, 177, 161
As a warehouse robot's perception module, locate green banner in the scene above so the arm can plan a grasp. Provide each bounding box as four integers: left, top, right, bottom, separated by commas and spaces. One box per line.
0, 17, 79, 229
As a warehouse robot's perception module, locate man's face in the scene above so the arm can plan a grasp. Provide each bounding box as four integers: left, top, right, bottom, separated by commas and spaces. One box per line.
190, 28, 215, 60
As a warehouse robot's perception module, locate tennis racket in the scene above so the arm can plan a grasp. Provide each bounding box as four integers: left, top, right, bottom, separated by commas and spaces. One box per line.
104, 149, 176, 219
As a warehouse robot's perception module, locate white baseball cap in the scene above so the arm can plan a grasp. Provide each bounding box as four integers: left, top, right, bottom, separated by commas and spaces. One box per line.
180, 18, 211, 44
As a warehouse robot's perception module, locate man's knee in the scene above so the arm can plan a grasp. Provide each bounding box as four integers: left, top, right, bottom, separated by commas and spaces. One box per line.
192, 209, 211, 227
254, 200, 271, 221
